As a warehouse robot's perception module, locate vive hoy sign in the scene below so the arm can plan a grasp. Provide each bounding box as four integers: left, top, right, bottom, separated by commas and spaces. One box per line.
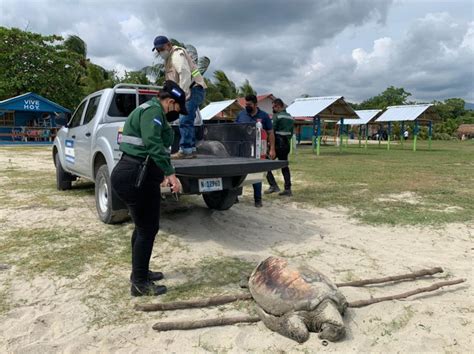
24, 99, 40, 110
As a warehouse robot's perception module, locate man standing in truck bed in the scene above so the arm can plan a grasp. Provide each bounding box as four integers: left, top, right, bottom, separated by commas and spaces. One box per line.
152, 35, 207, 159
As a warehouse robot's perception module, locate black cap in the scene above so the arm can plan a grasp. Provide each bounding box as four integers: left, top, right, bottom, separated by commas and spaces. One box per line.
162, 80, 188, 115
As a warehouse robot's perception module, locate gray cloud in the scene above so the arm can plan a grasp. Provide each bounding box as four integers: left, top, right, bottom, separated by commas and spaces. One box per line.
1, 0, 472, 103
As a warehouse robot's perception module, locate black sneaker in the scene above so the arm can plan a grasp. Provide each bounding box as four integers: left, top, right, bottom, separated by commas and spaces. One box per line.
278, 189, 293, 197
264, 186, 281, 194
130, 271, 164, 283
131, 281, 167, 297
255, 200, 263, 208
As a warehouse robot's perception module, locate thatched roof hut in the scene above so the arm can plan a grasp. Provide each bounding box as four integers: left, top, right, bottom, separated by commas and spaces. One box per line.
457, 124, 474, 139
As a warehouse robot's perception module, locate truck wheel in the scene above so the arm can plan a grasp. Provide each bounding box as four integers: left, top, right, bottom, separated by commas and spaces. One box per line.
55, 153, 72, 190
95, 165, 129, 224
203, 189, 239, 211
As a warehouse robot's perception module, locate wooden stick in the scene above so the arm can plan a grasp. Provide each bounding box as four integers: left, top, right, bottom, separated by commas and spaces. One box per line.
336, 267, 444, 287
150, 279, 465, 332
152, 315, 260, 331
348, 278, 466, 308
137, 267, 447, 312
135, 293, 252, 312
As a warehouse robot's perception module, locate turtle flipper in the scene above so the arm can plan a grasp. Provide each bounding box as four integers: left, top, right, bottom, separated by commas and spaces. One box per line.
255, 306, 309, 343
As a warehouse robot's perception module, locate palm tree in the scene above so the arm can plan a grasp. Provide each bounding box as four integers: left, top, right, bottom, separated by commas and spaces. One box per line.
213, 70, 238, 99
64, 35, 87, 65
239, 79, 256, 97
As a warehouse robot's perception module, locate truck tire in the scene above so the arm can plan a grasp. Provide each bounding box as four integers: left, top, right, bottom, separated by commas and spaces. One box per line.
203, 189, 239, 211
55, 153, 72, 190
95, 164, 129, 224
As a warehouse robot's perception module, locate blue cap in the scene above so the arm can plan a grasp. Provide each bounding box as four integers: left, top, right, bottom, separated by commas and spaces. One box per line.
152, 35, 169, 51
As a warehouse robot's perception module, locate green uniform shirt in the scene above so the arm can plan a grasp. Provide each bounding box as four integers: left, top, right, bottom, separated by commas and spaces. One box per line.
272, 109, 294, 136
120, 97, 175, 176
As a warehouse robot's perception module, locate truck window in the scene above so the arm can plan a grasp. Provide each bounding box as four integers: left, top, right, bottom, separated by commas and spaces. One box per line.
68, 100, 87, 128
83, 95, 101, 125
108, 93, 136, 117
139, 94, 157, 105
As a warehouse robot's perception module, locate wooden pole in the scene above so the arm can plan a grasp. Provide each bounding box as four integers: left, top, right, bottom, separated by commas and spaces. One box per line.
336, 267, 443, 287
348, 279, 465, 308
312, 117, 317, 153
413, 119, 418, 152
387, 122, 391, 151
365, 124, 368, 149
137, 267, 447, 313
401, 121, 405, 149
153, 315, 260, 332
316, 116, 321, 156
339, 118, 344, 152
150, 279, 465, 331
428, 120, 432, 150
135, 293, 252, 312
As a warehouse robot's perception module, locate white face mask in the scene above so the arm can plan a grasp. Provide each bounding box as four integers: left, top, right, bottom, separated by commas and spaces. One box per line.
159, 50, 170, 60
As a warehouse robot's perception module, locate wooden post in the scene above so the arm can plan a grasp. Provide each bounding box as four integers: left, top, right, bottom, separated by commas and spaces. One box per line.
339, 118, 344, 152
358, 125, 362, 148
387, 122, 391, 151
413, 119, 419, 152
428, 120, 432, 150
401, 121, 405, 149
316, 116, 321, 156
378, 125, 381, 148
312, 117, 317, 153
365, 124, 368, 149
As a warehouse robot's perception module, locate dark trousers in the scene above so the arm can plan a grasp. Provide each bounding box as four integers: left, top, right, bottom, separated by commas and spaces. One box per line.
111, 155, 164, 283
267, 135, 291, 190
253, 182, 262, 202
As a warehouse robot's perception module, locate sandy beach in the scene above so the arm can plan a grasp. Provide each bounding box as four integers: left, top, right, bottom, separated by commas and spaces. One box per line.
0, 147, 472, 353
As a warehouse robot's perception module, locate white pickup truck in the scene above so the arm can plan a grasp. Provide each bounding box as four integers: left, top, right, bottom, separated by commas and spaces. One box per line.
53, 84, 286, 224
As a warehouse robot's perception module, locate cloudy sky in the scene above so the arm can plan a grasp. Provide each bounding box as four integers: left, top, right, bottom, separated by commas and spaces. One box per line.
1, 0, 473, 103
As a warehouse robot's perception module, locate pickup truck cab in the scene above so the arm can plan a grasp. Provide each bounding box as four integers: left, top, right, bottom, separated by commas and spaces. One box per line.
53, 84, 287, 224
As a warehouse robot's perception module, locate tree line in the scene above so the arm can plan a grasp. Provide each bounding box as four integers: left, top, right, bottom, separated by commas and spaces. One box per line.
0, 27, 471, 138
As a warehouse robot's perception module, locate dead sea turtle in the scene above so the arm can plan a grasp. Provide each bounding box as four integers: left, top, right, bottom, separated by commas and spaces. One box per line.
248, 256, 348, 343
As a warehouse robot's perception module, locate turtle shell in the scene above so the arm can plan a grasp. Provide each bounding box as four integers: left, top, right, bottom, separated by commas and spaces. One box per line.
248, 257, 347, 316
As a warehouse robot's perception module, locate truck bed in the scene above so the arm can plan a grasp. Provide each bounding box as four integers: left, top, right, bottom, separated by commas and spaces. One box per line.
173, 155, 288, 177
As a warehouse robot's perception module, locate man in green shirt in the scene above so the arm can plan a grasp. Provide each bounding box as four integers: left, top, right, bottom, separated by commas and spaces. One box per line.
111, 80, 184, 296
265, 98, 294, 196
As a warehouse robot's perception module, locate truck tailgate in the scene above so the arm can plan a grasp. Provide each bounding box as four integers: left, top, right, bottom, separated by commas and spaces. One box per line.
173, 156, 288, 177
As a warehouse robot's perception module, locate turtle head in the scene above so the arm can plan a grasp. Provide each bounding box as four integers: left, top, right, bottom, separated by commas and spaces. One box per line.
318, 322, 346, 341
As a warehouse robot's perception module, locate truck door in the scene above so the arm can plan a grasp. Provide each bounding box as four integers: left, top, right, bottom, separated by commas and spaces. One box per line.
74, 94, 101, 178
64, 99, 87, 174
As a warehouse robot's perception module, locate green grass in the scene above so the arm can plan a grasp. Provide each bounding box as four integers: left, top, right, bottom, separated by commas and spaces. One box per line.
271, 140, 474, 225
0, 226, 131, 278
162, 257, 255, 301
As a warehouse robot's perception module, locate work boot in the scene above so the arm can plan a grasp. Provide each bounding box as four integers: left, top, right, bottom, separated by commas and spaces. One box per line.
130, 270, 164, 283
264, 186, 281, 194
131, 281, 167, 297
278, 189, 293, 197
254, 200, 263, 208
171, 151, 195, 159
148, 271, 164, 282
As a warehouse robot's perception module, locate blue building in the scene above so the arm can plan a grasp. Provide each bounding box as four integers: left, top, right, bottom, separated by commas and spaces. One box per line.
0, 92, 70, 143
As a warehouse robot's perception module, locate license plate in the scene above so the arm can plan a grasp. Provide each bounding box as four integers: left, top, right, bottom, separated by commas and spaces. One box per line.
199, 178, 223, 192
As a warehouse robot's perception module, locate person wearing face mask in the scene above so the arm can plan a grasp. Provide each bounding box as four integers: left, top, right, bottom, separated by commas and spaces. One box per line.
265, 98, 294, 196
152, 35, 207, 159
235, 94, 276, 207
111, 80, 184, 296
